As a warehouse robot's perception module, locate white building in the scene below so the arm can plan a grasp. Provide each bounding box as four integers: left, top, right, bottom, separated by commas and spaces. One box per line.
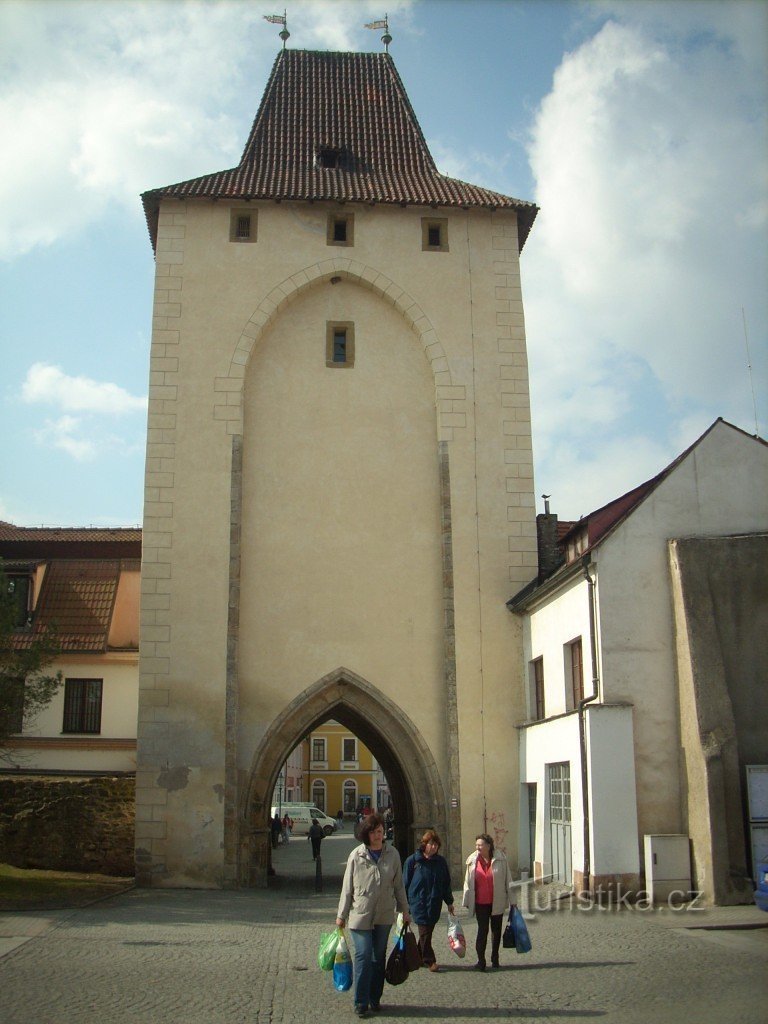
508, 419, 768, 904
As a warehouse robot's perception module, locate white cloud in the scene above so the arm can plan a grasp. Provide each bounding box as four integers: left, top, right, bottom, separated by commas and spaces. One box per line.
523, 4, 768, 517
34, 415, 98, 461
21, 362, 146, 463
22, 363, 147, 415
0, 0, 415, 259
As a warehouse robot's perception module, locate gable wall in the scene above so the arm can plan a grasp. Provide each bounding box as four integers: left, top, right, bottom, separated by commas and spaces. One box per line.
597, 424, 768, 852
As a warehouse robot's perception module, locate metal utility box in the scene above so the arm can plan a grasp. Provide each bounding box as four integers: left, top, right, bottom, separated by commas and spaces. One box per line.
644, 834, 691, 903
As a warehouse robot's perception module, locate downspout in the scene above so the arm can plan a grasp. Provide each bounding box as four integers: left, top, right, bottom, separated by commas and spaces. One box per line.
578, 554, 600, 892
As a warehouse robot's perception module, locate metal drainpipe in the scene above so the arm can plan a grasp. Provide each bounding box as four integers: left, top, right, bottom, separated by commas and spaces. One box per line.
578, 555, 600, 893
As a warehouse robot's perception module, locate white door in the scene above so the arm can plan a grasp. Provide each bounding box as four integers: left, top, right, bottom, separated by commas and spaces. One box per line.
548, 762, 572, 885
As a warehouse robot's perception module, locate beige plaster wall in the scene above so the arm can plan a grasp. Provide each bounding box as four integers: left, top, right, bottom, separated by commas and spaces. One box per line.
597, 423, 768, 873
137, 197, 537, 885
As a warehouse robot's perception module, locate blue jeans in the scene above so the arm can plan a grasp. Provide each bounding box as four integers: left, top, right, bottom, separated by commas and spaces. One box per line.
350, 924, 391, 1010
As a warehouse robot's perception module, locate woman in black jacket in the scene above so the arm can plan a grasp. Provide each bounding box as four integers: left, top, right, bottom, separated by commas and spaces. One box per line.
403, 829, 455, 972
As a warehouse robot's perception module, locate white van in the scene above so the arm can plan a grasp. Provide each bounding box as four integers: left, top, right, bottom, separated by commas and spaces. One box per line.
271, 804, 337, 836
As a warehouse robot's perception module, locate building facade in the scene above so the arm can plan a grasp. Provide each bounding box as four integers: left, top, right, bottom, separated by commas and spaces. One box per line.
303, 720, 389, 818
1, 523, 141, 774
136, 48, 538, 887
508, 420, 768, 903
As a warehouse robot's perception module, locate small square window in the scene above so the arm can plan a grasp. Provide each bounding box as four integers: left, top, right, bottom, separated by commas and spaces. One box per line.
229, 208, 257, 243
326, 321, 355, 368
422, 217, 449, 252
327, 213, 354, 247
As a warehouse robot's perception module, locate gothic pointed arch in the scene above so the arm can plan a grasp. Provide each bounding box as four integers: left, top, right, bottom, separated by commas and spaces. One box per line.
240, 666, 448, 885
213, 262, 466, 441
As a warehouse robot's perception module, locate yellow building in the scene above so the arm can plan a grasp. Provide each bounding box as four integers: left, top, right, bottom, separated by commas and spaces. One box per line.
304, 721, 389, 818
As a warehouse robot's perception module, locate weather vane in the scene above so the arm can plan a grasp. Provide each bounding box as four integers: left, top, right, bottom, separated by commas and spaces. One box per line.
264, 10, 290, 49
364, 14, 392, 52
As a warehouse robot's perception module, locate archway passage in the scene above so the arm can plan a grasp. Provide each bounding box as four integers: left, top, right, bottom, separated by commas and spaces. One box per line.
239, 667, 449, 888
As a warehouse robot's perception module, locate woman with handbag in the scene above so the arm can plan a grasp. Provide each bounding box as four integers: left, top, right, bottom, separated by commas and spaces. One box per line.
403, 829, 455, 972
336, 813, 411, 1019
462, 833, 514, 971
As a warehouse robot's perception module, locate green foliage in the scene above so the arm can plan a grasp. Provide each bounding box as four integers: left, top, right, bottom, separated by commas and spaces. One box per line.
0, 562, 62, 747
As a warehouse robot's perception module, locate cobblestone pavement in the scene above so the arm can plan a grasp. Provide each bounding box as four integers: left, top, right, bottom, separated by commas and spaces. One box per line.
1, 832, 765, 1024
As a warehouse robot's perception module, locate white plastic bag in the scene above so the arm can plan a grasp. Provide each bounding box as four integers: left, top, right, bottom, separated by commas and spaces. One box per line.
447, 912, 466, 958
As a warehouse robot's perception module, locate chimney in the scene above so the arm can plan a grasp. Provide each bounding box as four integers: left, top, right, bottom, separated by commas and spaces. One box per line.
536, 494, 563, 581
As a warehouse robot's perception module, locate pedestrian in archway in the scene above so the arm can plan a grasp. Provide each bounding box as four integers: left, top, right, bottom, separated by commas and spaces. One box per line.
462, 833, 514, 971
308, 818, 324, 860
282, 813, 293, 845
403, 829, 455, 972
271, 813, 282, 849
336, 813, 411, 1018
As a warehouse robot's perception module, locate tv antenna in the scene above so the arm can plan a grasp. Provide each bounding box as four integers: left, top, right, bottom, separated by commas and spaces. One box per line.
742, 307, 759, 435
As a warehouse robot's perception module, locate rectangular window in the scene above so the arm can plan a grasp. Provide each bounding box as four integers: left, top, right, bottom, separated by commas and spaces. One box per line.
568, 638, 584, 707
62, 678, 103, 734
229, 208, 257, 243
0, 677, 25, 734
327, 213, 354, 247
422, 217, 449, 252
342, 737, 357, 762
311, 737, 326, 762
326, 321, 355, 368
531, 657, 545, 721
7, 575, 31, 628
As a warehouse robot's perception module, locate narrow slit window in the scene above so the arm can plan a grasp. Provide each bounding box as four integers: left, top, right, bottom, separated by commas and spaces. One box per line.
333, 329, 347, 363
422, 217, 449, 252
229, 208, 257, 243
326, 321, 355, 368
327, 213, 354, 246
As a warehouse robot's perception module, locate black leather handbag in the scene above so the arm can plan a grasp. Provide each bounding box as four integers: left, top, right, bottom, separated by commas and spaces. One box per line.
403, 923, 422, 971
384, 927, 410, 985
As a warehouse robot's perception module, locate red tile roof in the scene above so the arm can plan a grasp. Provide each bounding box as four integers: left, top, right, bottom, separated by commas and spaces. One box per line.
0, 522, 141, 560
13, 560, 127, 653
142, 50, 537, 252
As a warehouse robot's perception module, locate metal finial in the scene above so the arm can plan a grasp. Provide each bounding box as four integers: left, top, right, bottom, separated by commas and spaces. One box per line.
264, 9, 290, 49
364, 14, 391, 52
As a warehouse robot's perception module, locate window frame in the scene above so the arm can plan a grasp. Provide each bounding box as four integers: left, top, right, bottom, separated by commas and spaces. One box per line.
229, 207, 257, 243
311, 737, 326, 763
1, 677, 25, 735
567, 637, 584, 708
327, 212, 354, 247
311, 779, 326, 812
343, 779, 357, 814
531, 657, 545, 721
62, 678, 103, 735
421, 217, 449, 252
326, 321, 355, 369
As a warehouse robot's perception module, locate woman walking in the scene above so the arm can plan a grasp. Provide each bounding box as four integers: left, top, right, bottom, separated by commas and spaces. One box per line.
462, 833, 514, 971
403, 829, 454, 972
336, 813, 411, 1019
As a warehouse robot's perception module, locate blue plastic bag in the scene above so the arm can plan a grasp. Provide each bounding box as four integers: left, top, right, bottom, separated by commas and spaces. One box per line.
332, 932, 353, 992
511, 905, 532, 954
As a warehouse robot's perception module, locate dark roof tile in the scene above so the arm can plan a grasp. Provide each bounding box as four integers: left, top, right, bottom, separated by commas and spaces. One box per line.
142, 50, 537, 251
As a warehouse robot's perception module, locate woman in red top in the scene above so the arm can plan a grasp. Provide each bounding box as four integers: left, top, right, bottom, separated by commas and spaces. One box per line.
461, 833, 514, 971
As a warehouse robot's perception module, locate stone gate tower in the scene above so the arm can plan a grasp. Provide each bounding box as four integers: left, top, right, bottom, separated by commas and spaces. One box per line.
137, 49, 538, 887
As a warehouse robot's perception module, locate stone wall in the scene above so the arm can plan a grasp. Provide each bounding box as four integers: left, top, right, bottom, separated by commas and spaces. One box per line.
0, 775, 135, 876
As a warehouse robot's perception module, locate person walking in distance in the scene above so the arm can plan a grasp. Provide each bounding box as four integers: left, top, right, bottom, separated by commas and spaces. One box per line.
403, 829, 454, 972
308, 818, 324, 860
462, 833, 514, 971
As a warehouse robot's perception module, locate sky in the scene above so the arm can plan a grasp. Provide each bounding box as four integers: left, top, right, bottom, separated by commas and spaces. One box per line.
1, 0, 766, 527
